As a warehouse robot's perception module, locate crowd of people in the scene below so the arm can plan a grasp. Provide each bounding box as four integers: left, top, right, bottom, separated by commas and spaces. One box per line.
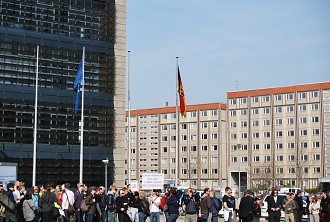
0, 182, 330, 222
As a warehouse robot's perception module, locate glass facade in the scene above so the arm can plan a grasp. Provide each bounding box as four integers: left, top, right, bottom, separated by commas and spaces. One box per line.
0, 0, 118, 186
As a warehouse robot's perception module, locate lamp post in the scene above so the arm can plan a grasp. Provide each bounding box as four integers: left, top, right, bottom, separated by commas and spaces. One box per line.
237, 144, 242, 199
102, 157, 109, 193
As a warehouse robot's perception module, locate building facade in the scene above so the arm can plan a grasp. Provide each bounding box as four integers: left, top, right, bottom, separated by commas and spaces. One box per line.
227, 82, 330, 190
125, 103, 227, 189
0, 0, 126, 187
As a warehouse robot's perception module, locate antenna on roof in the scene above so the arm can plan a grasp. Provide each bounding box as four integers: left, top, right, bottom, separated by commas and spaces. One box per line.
235, 80, 239, 90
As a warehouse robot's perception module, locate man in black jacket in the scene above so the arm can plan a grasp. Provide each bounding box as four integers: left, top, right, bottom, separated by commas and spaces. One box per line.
116, 189, 130, 222
267, 189, 282, 222
5, 183, 16, 222
294, 190, 303, 222
238, 190, 255, 222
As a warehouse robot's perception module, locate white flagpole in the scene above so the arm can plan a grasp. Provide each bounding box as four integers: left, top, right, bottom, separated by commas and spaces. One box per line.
127, 50, 131, 185
32, 45, 39, 187
175, 57, 179, 187
79, 47, 85, 183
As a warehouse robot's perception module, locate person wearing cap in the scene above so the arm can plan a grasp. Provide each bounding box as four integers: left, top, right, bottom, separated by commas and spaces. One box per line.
116, 189, 130, 222
283, 193, 296, 222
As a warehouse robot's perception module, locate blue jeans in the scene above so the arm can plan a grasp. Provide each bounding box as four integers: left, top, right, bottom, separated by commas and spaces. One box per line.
138, 212, 147, 222
108, 211, 117, 222
164, 211, 170, 222
150, 212, 160, 222
86, 212, 94, 222
168, 213, 179, 222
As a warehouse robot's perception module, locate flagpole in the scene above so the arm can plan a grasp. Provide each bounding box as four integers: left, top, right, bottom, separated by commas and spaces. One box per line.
79, 47, 85, 183
127, 50, 131, 185
175, 57, 179, 187
32, 45, 39, 187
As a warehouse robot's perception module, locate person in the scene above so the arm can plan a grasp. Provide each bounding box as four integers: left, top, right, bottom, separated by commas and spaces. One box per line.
306, 196, 311, 222
138, 191, 149, 222
294, 190, 303, 222
160, 189, 170, 222
210, 190, 221, 222
55, 185, 63, 206
18, 184, 27, 222
233, 192, 239, 222
149, 189, 161, 222
85, 187, 97, 222
283, 193, 296, 222
309, 195, 320, 222
320, 190, 329, 222
0, 184, 15, 222
31, 186, 39, 221
96, 186, 109, 222
107, 185, 118, 222
251, 197, 261, 222
39, 182, 59, 222
200, 188, 212, 222
223, 187, 235, 222
166, 189, 180, 222
129, 191, 140, 222
62, 183, 75, 222
74, 183, 85, 222
267, 189, 282, 222
5, 182, 17, 222
116, 189, 130, 222
238, 190, 254, 222
22, 193, 37, 222
183, 188, 199, 222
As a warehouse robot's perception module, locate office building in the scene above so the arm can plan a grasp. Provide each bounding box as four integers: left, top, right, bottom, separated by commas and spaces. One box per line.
125, 103, 227, 189
227, 82, 330, 190
0, 0, 126, 187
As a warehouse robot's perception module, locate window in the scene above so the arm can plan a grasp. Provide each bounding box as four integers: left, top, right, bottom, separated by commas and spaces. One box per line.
276, 131, 283, 137
161, 125, 168, 130
312, 116, 319, 123
301, 155, 308, 161
312, 141, 320, 148
264, 144, 271, 149
276, 143, 283, 149
252, 97, 259, 103
162, 136, 168, 141
170, 158, 176, 163
253, 168, 260, 174
313, 167, 321, 173
171, 113, 177, 119
161, 158, 168, 164
303, 168, 308, 174
253, 156, 260, 162
300, 117, 307, 123
230, 122, 237, 128
287, 106, 294, 112
275, 95, 282, 101
212, 121, 218, 128
275, 107, 282, 113
162, 114, 167, 119
212, 110, 218, 116
300, 142, 308, 148
299, 104, 307, 111
211, 145, 218, 151
232, 157, 237, 162
312, 91, 319, 98
190, 112, 197, 118
201, 145, 208, 151
300, 130, 308, 136
171, 169, 176, 174
312, 129, 320, 135
201, 157, 208, 163
162, 147, 168, 152
253, 108, 259, 115
288, 155, 295, 161
230, 99, 237, 105
263, 120, 270, 126
287, 143, 295, 149
287, 93, 294, 100
263, 96, 270, 102
299, 92, 306, 99
162, 169, 168, 174
171, 136, 176, 141
201, 169, 208, 174
201, 111, 207, 117
181, 169, 187, 174
252, 120, 259, 126
311, 104, 319, 110
230, 110, 237, 116
287, 130, 295, 136
264, 108, 270, 114
181, 123, 187, 129
171, 124, 176, 130
211, 133, 218, 139
264, 132, 271, 138
240, 98, 247, 104
277, 168, 284, 174
201, 134, 208, 140
241, 156, 248, 162
264, 156, 271, 162
191, 145, 197, 151
231, 133, 237, 139
241, 121, 248, 127
242, 133, 248, 139
275, 119, 283, 125
289, 168, 296, 174
241, 109, 248, 115
277, 156, 283, 161
287, 118, 294, 125
190, 123, 197, 129
201, 122, 208, 128
211, 169, 218, 174
253, 132, 259, 138
314, 154, 320, 160
181, 146, 187, 152
211, 157, 218, 163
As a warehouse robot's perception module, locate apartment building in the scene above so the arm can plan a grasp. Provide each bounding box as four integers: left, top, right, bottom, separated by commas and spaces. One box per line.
125, 103, 227, 189
227, 82, 330, 190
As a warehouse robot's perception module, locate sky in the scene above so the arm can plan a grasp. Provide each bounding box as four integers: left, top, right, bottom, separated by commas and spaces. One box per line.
126, 1, 330, 109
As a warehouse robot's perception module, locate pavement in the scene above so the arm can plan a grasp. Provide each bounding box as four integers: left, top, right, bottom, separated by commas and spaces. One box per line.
151, 214, 268, 222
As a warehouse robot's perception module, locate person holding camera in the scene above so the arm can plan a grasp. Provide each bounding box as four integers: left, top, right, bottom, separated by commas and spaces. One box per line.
183, 188, 199, 222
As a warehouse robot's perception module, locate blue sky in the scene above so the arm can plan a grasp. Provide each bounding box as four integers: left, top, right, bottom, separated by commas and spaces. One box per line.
126, 1, 330, 109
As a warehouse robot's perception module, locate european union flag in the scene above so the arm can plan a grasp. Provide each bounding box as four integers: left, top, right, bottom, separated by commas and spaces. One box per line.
74, 58, 83, 112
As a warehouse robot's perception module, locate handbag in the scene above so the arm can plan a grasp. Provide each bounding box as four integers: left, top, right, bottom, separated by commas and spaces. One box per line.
80, 199, 89, 212
26, 201, 38, 219
65, 192, 75, 214
163, 203, 169, 212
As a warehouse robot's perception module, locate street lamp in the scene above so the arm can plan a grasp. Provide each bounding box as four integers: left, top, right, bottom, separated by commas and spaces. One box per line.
102, 157, 109, 193
236, 144, 242, 199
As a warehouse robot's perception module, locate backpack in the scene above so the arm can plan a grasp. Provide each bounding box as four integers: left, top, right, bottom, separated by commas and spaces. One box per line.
159, 195, 168, 210
141, 199, 150, 217
185, 199, 198, 214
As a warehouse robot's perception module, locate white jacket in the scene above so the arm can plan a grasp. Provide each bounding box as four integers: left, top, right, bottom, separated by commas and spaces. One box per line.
62, 190, 75, 210
309, 200, 320, 215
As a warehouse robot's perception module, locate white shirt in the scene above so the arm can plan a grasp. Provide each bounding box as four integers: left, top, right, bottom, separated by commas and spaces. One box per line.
150, 196, 160, 213
62, 190, 75, 210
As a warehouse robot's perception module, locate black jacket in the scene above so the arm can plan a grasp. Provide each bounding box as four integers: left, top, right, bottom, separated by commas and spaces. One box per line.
238, 196, 254, 218
267, 196, 282, 213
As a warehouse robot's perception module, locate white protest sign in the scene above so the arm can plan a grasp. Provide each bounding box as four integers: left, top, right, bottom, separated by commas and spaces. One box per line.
130, 180, 139, 192
142, 173, 164, 190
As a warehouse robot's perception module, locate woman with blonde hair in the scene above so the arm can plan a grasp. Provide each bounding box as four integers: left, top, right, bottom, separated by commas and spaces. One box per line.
309, 195, 320, 222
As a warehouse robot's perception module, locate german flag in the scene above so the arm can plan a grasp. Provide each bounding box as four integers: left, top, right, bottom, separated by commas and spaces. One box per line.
178, 67, 186, 116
